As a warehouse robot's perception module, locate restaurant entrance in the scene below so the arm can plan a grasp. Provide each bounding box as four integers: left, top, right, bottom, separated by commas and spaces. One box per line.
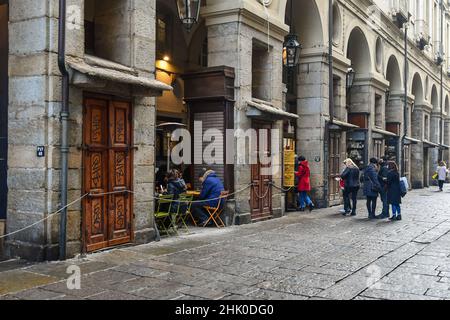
251, 121, 273, 221
82, 97, 134, 252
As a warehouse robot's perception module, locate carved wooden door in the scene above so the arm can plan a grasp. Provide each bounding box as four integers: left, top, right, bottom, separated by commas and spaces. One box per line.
328, 132, 342, 203
251, 121, 273, 221
83, 98, 133, 252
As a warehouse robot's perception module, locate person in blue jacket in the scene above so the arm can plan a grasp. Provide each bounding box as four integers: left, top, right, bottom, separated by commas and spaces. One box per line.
192, 169, 225, 227
363, 158, 382, 219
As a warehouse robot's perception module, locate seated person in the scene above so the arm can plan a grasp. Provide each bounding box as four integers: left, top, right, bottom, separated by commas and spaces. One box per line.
192, 169, 225, 227
155, 167, 168, 193
166, 169, 187, 213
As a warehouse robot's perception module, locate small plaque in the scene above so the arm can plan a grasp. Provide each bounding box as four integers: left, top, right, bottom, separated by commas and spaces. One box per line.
37, 146, 45, 158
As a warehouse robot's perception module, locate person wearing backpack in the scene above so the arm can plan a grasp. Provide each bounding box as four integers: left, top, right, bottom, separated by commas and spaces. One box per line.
386, 161, 402, 221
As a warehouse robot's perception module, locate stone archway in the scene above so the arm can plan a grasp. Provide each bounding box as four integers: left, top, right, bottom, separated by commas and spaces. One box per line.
411, 73, 424, 140
286, 0, 324, 50
385, 55, 403, 126
346, 27, 372, 77
430, 85, 440, 143
410, 72, 425, 188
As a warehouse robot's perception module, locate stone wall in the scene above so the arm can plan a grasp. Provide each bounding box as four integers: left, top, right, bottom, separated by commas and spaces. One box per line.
7, 0, 60, 260
5, 0, 158, 261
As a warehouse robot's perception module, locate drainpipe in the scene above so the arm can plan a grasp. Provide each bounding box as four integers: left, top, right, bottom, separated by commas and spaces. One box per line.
58, 0, 69, 261
324, 0, 334, 206
440, 0, 444, 153
401, 19, 408, 177
329, 0, 334, 125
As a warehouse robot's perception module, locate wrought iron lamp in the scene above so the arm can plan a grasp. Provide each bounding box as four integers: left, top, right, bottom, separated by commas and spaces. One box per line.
346, 67, 356, 91
283, 34, 302, 68
175, 0, 201, 31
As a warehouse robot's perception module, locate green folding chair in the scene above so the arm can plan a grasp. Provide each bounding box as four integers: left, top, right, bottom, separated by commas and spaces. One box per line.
155, 194, 176, 236
175, 194, 194, 233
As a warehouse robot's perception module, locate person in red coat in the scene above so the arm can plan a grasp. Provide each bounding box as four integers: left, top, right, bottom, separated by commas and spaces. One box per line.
295, 156, 315, 212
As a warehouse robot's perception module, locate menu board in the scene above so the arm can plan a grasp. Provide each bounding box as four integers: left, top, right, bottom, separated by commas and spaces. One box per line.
284, 149, 296, 187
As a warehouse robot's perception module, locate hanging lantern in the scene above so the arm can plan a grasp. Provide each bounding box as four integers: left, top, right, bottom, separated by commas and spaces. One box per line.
346, 67, 356, 90
175, 0, 202, 31
283, 34, 302, 68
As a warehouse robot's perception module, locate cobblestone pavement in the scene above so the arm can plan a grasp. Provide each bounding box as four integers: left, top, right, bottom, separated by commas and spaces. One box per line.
1, 186, 450, 300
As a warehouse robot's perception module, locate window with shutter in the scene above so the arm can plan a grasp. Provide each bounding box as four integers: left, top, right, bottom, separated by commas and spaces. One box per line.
193, 111, 225, 190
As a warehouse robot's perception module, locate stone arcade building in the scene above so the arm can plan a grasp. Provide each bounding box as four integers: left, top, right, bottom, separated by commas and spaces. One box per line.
1, 0, 450, 261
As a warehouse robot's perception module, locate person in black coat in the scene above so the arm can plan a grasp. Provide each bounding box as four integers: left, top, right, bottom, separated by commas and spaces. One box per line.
363, 158, 382, 219
386, 161, 402, 221
341, 158, 360, 216
376, 157, 390, 219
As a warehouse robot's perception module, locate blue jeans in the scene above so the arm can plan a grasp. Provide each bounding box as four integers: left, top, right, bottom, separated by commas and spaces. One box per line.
192, 202, 210, 224
379, 188, 390, 216
298, 191, 312, 209
391, 204, 401, 217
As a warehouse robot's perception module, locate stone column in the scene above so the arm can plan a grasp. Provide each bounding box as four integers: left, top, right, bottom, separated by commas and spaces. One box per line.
444, 118, 450, 164
205, 5, 287, 223
430, 112, 442, 183
130, 0, 158, 243
411, 105, 425, 188
296, 53, 328, 207
6, 0, 62, 260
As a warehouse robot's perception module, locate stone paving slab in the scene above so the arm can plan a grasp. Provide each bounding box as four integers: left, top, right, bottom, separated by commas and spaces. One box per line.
1, 187, 450, 300
0, 270, 59, 295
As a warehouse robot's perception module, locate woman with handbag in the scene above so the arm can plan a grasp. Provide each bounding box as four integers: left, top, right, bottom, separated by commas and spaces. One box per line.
436, 161, 448, 192
363, 158, 382, 219
387, 162, 402, 221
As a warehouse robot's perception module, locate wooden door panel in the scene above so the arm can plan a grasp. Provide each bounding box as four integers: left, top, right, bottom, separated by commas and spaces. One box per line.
83, 97, 133, 252
108, 193, 131, 245
108, 101, 132, 244
251, 122, 273, 220
329, 132, 342, 202
84, 100, 109, 251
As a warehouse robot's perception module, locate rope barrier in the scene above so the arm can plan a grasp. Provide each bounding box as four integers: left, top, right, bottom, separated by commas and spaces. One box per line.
252, 183, 272, 200
0, 193, 90, 240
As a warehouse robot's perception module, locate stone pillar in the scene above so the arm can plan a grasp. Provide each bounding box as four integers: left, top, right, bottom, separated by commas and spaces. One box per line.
6, 0, 61, 260
130, 0, 158, 243
430, 113, 442, 184
296, 54, 328, 207
444, 119, 450, 164
411, 106, 425, 188
205, 9, 286, 222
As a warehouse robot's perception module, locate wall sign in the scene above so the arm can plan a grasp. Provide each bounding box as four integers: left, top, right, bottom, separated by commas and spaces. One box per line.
37, 146, 45, 158
283, 149, 296, 187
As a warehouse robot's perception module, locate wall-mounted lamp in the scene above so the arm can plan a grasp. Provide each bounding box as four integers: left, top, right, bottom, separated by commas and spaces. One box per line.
175, 0, 201, 32
283, 34, 302, 68
346, 67, 356, 91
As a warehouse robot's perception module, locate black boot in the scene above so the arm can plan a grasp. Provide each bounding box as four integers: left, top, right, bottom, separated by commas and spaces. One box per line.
308, 203, 315, 212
